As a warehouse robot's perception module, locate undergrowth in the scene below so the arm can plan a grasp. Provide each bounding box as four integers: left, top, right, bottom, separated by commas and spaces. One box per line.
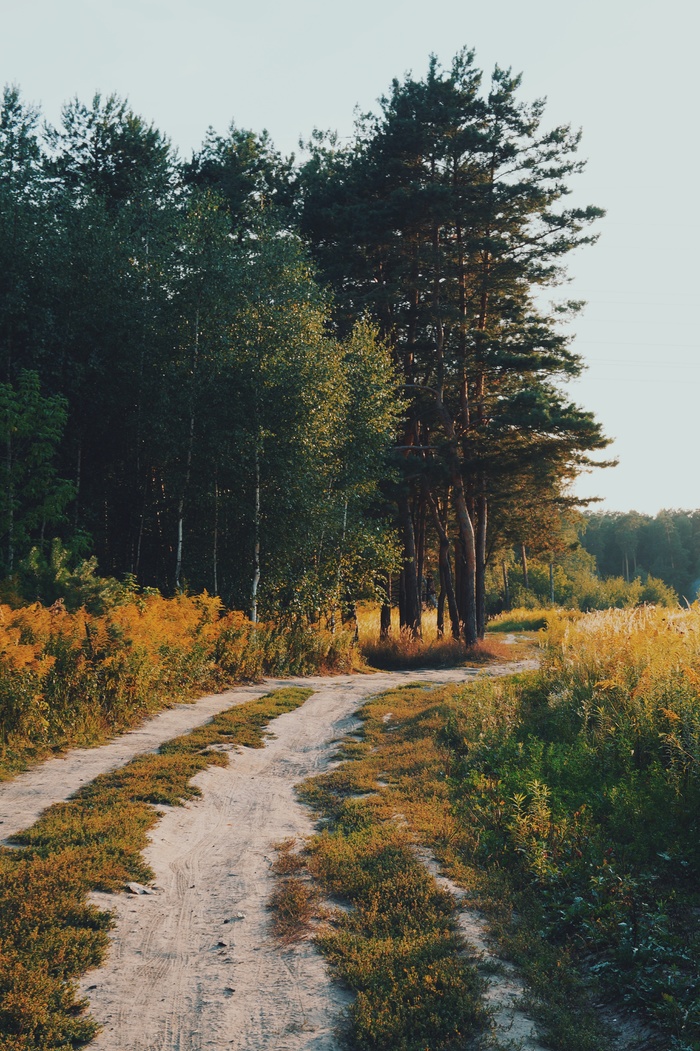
0, 686, 312, 1050
268, 840, 318, 942
486, 607, 562, 633
0, 592, 356, 778
361, 632, 523, 671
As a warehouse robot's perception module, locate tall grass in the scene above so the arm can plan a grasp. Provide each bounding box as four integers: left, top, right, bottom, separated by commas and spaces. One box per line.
356, 603, 520, 669
0, 594, 358, 778
439, 605, 700, 1048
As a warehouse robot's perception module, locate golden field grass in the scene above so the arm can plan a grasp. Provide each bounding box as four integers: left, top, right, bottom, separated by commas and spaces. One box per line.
0, 593, 358, 778
355, 603, 532, 669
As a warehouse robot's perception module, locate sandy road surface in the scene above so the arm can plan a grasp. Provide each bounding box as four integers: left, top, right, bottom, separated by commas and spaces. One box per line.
0, 660, 536, 1051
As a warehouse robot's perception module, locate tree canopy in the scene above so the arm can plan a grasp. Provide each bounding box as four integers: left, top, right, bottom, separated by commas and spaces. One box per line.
0, 55, 613, 625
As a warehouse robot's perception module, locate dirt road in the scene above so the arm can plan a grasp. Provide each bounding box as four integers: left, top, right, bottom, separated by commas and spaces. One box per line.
0, 661, 536, 1050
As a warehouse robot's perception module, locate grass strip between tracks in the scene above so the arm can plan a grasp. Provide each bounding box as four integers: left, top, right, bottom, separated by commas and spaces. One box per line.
295, 684, 487, 1051
0, 685, 313, 1051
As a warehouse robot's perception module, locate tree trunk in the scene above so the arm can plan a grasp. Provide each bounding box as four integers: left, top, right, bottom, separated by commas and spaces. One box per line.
175, 309, 199, 591
74, 442, 81, 530
398, 492, 421, 635
437, 577, 445, 637
416, 495, 426, 614
521, 543, 529, 591
251, 441, 261, 623
476, 493, 487, 639
426, 489, 460, 640
213, 473, 219, 596
175, 412, 194, 591
6, 428, 13, 573
432, 393, 477, 644
502, 561, 510, 610
380, 574, 392, 639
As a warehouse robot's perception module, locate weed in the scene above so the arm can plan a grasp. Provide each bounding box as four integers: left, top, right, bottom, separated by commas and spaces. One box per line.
268, 876, 318, 941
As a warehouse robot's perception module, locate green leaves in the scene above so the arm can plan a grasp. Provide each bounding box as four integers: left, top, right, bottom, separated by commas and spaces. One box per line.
0, 371, 73, 574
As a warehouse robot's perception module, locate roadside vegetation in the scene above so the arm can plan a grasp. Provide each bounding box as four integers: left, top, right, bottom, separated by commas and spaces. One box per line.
0, 686, 312, 1050
297, 738, 486, 1051
293, 606, 700, 1051
0, 588, 355, 780
356, 603, 526, 671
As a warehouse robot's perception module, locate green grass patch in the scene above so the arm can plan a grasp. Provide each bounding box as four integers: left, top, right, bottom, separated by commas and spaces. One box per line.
297, 688, 486, 1051
487, 607, 553, 632
0, 686, 312, 1050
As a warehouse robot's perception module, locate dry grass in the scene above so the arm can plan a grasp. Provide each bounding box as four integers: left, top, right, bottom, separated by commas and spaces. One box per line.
270, 838, 308, 875
356, 603, 529, 669
268, 876, 318, 941
268, 839, 319, 942
0, 595, 358, 780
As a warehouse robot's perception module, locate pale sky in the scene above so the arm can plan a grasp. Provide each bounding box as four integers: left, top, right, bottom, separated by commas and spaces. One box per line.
2, 0, 698, 515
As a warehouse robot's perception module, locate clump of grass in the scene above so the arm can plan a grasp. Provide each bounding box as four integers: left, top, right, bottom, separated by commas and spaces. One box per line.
0, 686, 312, 1050
268, 876, 318, 941
486, 606, 581, 633
268, 838, 318, 942
271, 837, 308, 875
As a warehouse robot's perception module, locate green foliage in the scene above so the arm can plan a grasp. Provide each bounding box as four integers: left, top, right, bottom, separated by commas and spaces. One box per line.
487, 608, 555, 632
17, 539, 135, 613
487, 546, 677, 615
0, 687, 311, 1049
0, 83, 401, 617
299, 50, 608, 639
301, 794, 484, 1049
0, 372, 73, 576
581, 510, 700, 603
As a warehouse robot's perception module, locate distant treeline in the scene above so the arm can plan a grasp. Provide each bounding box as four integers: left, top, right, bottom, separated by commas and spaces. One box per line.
580, 510, 700, 603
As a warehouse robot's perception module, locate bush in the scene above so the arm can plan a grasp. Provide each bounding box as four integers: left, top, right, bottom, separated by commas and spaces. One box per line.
0, 593, 359, 777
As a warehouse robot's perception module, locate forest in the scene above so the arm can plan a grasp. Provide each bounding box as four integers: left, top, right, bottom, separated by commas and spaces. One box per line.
0, 50, 615, 638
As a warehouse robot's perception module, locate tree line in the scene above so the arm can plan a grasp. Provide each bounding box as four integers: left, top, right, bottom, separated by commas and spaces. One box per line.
0, 50, 610, 630
580, 510, 700, 602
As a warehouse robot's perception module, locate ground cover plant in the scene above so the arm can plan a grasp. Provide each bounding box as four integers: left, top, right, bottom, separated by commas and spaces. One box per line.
0, 686, 312, 1050
0, 591, 356, 779
486, 607, 565, 633
296, 686, 490, 1051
